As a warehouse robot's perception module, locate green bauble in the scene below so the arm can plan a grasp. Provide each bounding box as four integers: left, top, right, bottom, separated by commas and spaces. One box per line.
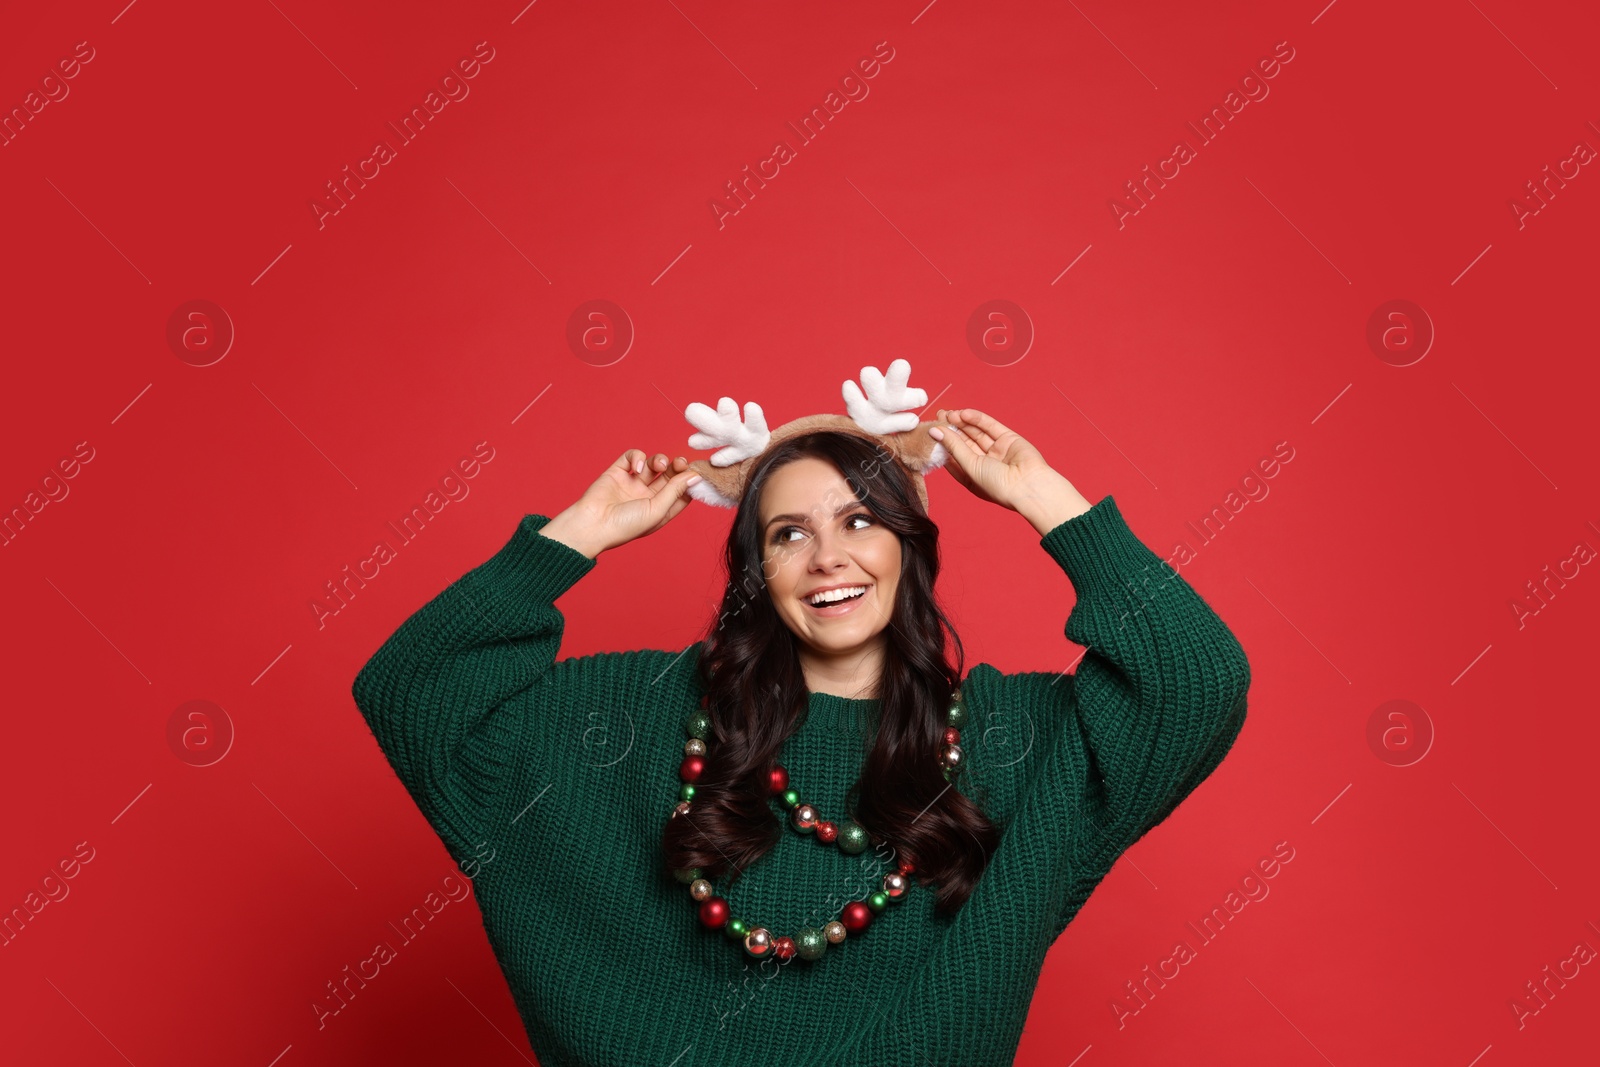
837, 822, 869, 855
725, 918, 748, 941
947, 698, 968, 730
794, 926, 827, 960
867, 891, 889, 913
781, 789, 801, 809
680, 784, 696, 802
685, 712, 711, 740
673, 867, 702, 884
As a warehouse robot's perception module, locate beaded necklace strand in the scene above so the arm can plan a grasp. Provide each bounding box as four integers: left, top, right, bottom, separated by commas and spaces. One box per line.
668, 688, 968, 961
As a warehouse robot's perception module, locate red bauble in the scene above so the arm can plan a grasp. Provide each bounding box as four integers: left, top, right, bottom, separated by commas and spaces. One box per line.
840, 901, 872, 933
767, 765, 789, 795
898, 860, 916, 876
699, 896, 729, 928
943, 727, 961, 746
773, 936, 797, 960
700, 692, 710, 709
815, 821, 838, 844
679, 755, 706, 783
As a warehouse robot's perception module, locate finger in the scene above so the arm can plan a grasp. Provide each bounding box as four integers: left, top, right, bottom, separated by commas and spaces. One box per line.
618, 449, 647, 476
650, 467, 701, 511
952, 409, 1011, 450
947, 410, 997, 453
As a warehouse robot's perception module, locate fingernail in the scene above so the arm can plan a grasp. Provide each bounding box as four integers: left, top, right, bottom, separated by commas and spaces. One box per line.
634, 460, 643, 473
928, 427, 944, 441
688, 475, 702, 485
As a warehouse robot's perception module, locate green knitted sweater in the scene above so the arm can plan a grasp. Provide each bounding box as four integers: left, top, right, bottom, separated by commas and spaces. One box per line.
351, 495, 1250, 1066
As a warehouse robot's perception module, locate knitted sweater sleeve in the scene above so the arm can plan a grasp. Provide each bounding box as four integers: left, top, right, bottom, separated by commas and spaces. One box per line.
959, 495, 1251, 935
350, 512, 598, 862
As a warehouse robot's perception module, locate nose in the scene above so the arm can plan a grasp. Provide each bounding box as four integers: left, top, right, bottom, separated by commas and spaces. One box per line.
807, 526, 850, 572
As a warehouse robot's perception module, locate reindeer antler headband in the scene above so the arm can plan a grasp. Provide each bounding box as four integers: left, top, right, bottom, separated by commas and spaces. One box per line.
682, 358, 950, 512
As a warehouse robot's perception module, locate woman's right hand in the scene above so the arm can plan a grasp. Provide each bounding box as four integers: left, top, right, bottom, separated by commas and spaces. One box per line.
540, 450, 702, 559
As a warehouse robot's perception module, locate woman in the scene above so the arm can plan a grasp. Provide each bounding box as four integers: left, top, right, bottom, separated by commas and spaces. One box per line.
351, 404, 1251, 1066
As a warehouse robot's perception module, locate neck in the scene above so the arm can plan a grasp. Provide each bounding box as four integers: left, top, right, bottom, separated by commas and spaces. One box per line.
798, 637, 886, 699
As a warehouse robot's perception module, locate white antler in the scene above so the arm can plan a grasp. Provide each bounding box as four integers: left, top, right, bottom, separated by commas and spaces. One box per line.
684, 396, 771, 467
843, 358, 927, 434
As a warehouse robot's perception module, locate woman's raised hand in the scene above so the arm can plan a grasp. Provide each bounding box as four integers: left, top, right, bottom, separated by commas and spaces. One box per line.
541, 450, 702, 559
930, 409, 1056, 512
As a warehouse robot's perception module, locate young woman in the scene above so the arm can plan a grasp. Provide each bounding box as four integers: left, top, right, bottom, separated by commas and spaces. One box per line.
352, 406, 1251, 1066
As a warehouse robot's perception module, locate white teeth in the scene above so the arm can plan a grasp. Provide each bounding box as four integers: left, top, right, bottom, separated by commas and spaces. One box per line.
808, 585, 867, 606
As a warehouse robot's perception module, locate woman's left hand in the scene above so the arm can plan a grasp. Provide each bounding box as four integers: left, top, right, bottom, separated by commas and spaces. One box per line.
930, 408, 1058, 512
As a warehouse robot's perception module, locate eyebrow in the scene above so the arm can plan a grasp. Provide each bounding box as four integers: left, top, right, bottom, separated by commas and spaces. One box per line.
763, 503, 861, 530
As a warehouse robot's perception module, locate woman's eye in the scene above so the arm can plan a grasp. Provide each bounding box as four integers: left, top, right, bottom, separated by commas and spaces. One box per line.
771, 514, 872, 544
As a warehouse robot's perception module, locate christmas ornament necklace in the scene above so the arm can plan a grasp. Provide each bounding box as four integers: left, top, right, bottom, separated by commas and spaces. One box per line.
669, 686, 968, 962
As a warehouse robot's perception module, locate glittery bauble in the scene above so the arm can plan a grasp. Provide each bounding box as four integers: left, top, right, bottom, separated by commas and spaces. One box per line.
690, 879, 713, 901
940, 744, 964, 775
815, 821, 838, 844
684, 738, 707, 757
840, 901, 872, 933
672, 801, 691, 818
698, 897, 729, 928
679, 754, 706, 782
823, 921, 847, 944
685, 711, 711, 740
882, 872, 908, 900
943, 727, 961, 746
947, 696, 967, 730
837, 822, 869, 855
743, 927, 773, 957
773, 936, 797, 960
767, 766, 789, 795
794, 927, 827, 960
791, 803, 819, 832
674, 867, 702, 884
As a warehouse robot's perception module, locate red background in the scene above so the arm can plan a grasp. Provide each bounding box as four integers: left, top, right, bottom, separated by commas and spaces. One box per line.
3, 0, 1597, 1063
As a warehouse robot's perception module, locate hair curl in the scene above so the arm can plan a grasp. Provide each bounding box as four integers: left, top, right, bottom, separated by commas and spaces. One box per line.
660, 430, 1001, 916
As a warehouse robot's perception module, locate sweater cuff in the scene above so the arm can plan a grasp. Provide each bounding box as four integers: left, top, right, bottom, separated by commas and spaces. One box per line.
1037, 495, 1163, 595
459, 513, 598, 604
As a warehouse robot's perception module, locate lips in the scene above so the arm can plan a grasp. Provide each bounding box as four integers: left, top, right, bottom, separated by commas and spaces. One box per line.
804, 585, 871, 616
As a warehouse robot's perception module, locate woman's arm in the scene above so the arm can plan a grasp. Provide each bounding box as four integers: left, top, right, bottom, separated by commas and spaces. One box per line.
961, 494, 1251, 933
350, 512, 598, 862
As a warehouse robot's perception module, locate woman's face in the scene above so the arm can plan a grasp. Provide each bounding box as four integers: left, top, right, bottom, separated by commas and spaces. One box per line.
758, 457, 902, 654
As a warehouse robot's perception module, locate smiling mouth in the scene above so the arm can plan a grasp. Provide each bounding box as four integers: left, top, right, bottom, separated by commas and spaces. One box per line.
804, 585, 871, 611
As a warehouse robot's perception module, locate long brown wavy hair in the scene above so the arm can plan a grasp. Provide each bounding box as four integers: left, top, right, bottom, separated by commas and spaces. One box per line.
660, 430, 1001, 916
